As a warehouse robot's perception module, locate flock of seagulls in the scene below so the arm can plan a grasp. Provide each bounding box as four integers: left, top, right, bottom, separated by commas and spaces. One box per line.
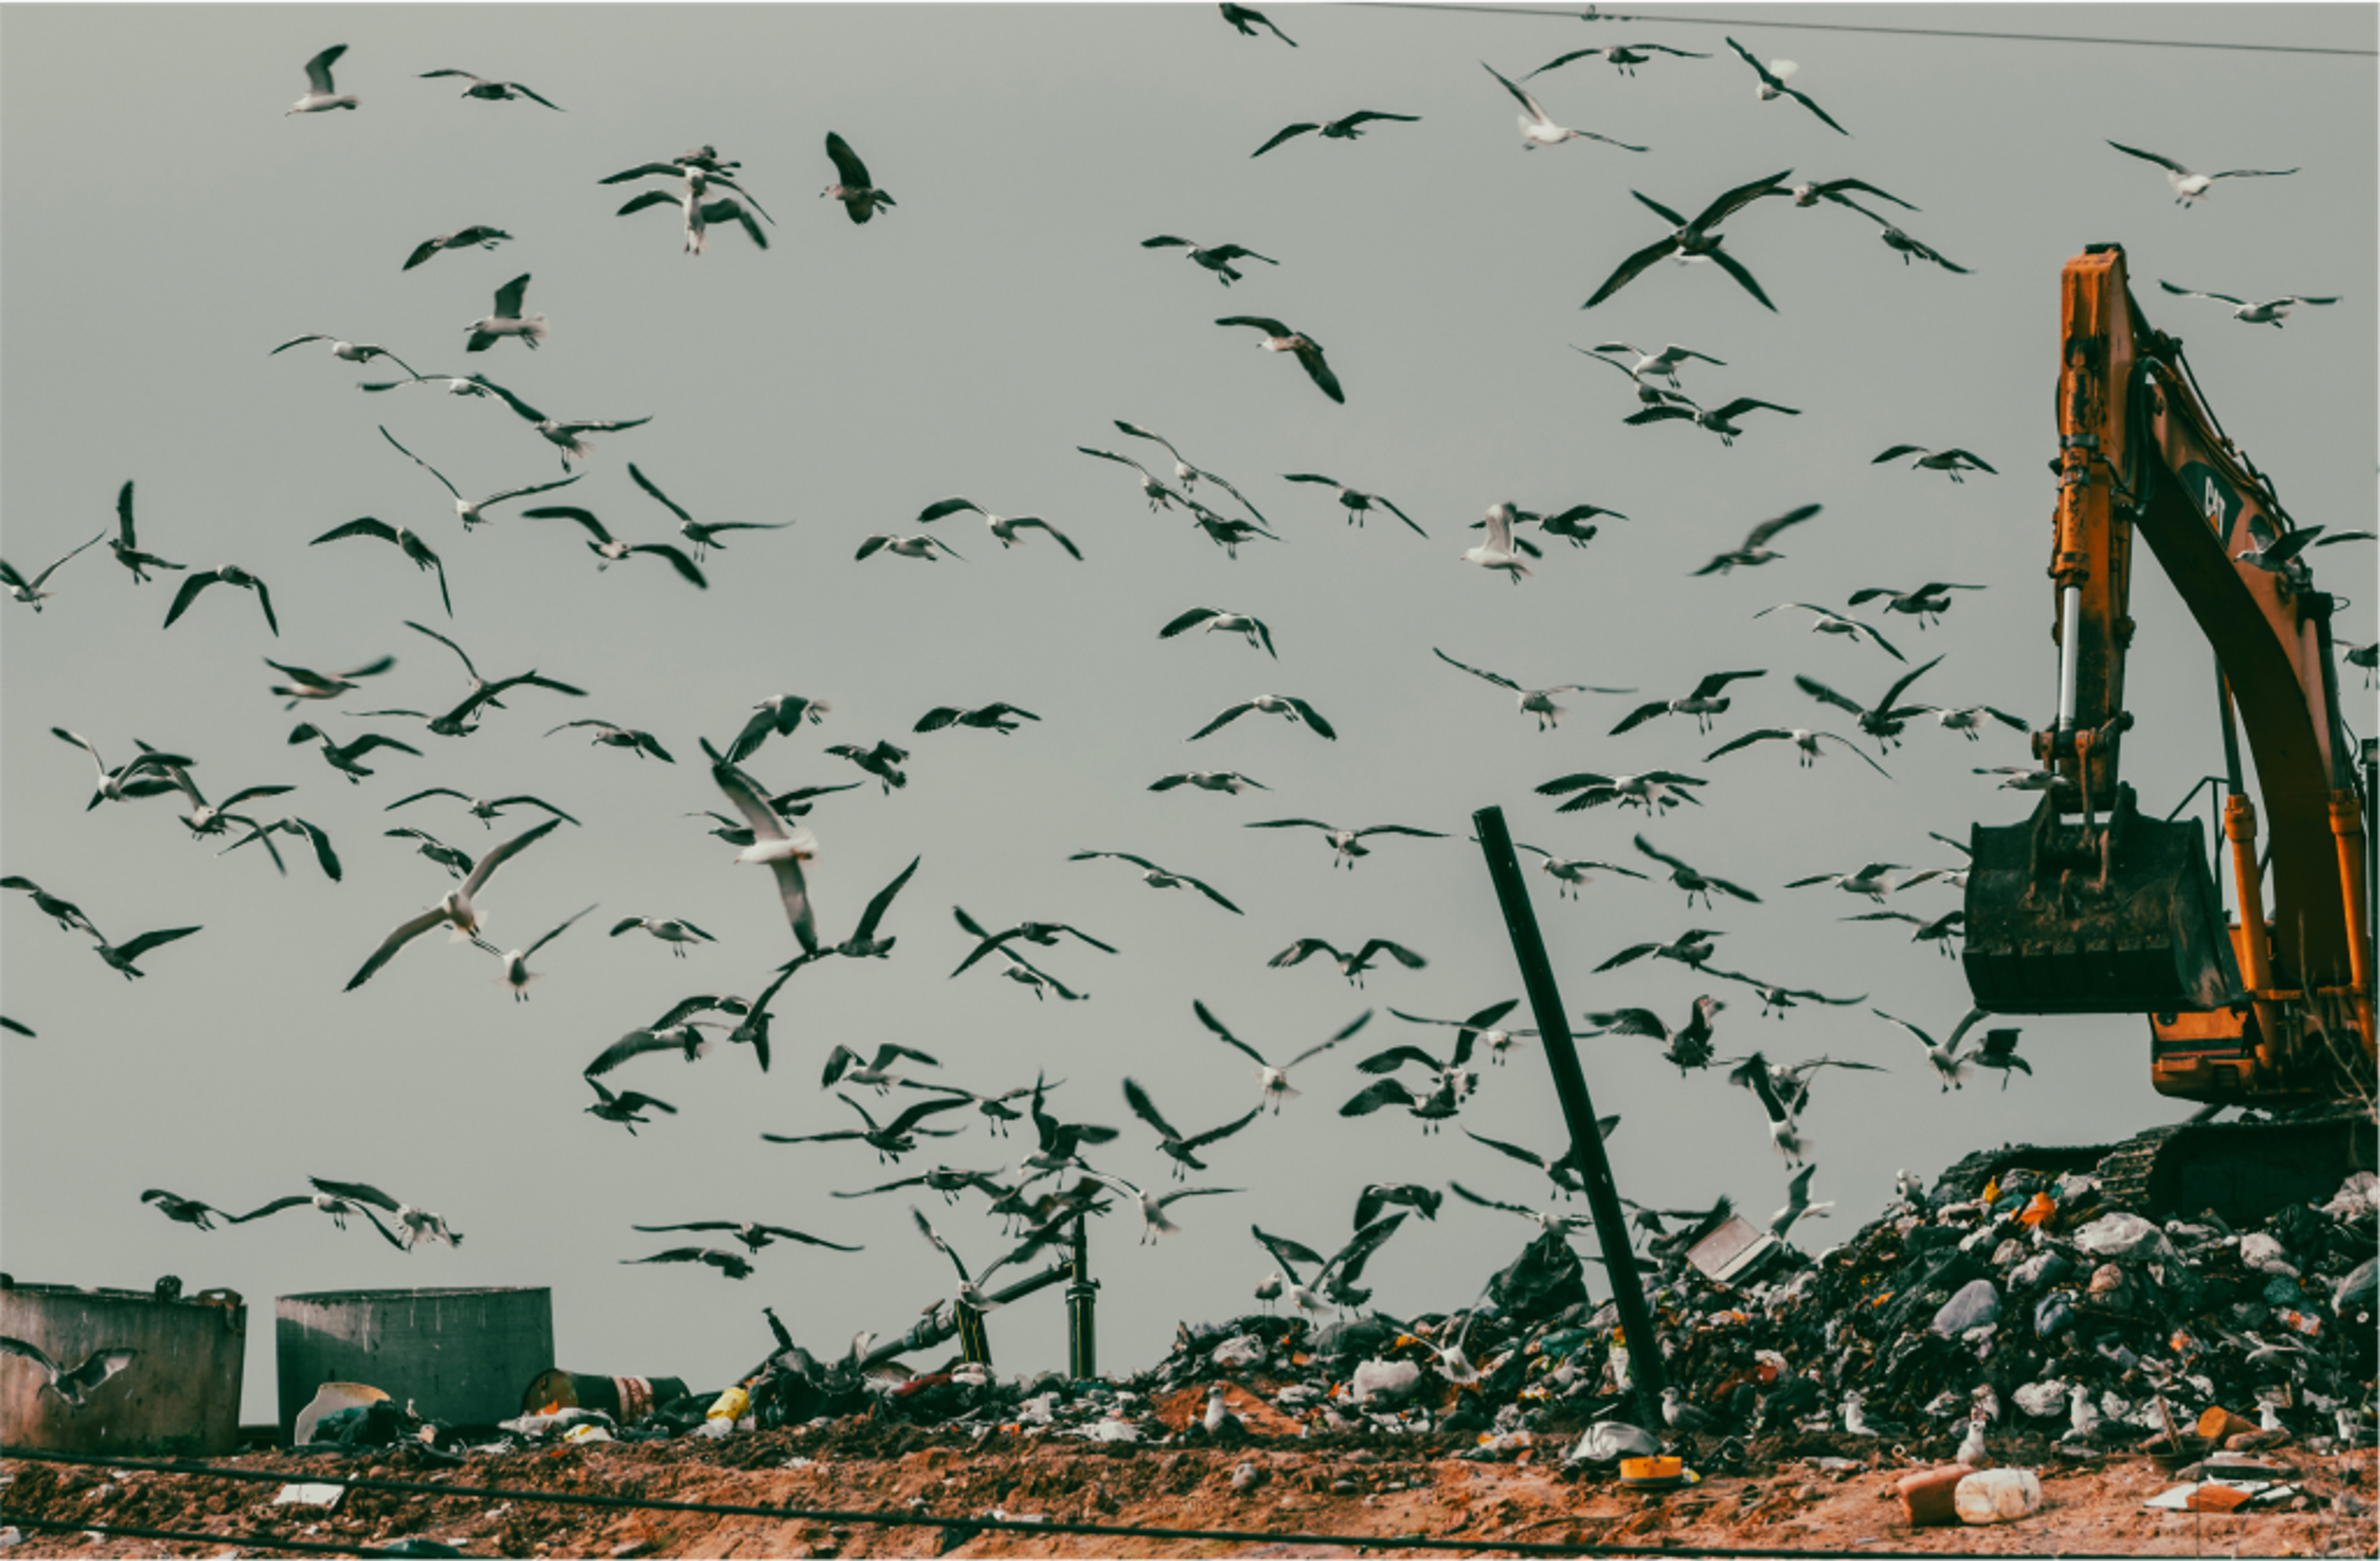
1, 9, 2363, 1415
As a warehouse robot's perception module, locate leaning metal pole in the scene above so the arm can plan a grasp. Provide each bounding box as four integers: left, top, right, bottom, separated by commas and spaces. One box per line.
1473, 805, 1667, 1418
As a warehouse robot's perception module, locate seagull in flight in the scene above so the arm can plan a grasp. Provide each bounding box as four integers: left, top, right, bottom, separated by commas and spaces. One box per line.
1110, 422, 1272, 524
1220, 2, 1297, 44
1189, 693, 1336, 741
1150, 769, 1268, 796
521, 506, 708, 586
1611, 670, 1766, 736
402, 224, 512, 271
1460, 503, 1533, 584
0, 1338, 139, 1410
586, 1077, 679, 1135
469, 376, 652, 471
1706, 971, 1869, 1023
822, 1042, 940, 1094
1069, 851, 1242, 913
1283, 473, 1422, 534
1197, 999, 1372, 1110
711, 754, 821, 956
86, 920, 202, 981
271, 333, 415, 377
1769, 177, 1916, 210
2156, 280, 2337, 327
1584, 995, 1727, 1075
631, 1219, 860, 1255
289, 722, 420, 781
107, 480, 185, 583
309, 516, 452, 616
763, 1095, 969, 1164
1535, 768, 1706, 815
914, 702, 1038, 735
822, 132, 894, 223
1693, 503, 1820, 575
1724, 38, 1847, 135
617, 169, 770, 254
1872, 446, 1996, 482
1140, 234, 1277, 286
1844, 906, 1966, 955
2, 875, 97, 934
1768, 1164, 1833, 1240
949, 905, 1116, 978
856, 533, 963, 562
630, 464, 788, 561
1432, 647, 1631, 730
1251, 1214, 1408, 1313
51, 727, 194, 809
1708, 727, 1892, 775
1585, 170, 1791, 311
728, 694, 832, 762
1794, 653, 1944, 750
1510, 842, 1647, 899
1630, 396, 1800, 447
389, 789, 578, 830
464, 273, 547, 353
907, 1207, 1029, 1312
1589, 340, 1726, 391
288, 45, 358, 114
916, 497, 1081, 560
420, 68, 564, 108
1844, 582, 1985, 630
1214, 315, 1346, 405
1245, 817, 1447, 868
1635, 834, 1761, 908
1871, 1006, 1992, 1090
214, 813, 338, 882
2107, 142, 2298, 205
1727, 1051, 1809, 1162
1915, 704, 2029, 741
1251, 110, 1421, 157
1754, 603, 1904, 661
1831, 200, 1972, 272
1124, 1078, 1263, 1179
1594, 927, 1725, 973
377, 427, 581, 531
164, 565, 278, 635
1268, 937, 1427, 987
1527, 42, 1708, 77
4, 533, 104, 611
1160, 606, 1277, 658
1783, 861, 1911, 900
470, 903, 594, 1001
1481, 61, 1647, 151
307, 1178, 462, 1249
610, 916, 717, 956
344, 818, 561, 991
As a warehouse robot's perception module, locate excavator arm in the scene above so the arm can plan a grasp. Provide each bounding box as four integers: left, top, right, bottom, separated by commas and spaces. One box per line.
1963, 244, 2373, 1105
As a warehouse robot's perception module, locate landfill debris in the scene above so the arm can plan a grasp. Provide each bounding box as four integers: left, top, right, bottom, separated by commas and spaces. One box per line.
2145, 1477, 2303, 1511
1895, 1464, 1970, 1526
1952, 1466, 2041, 1523
271, 1482, 348, 1510
291, 1381, 390, 1448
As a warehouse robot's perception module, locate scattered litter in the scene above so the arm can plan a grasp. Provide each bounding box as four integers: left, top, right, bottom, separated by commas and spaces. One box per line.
1952, 1467, 2041, 1523
271, 1484, 348, 1510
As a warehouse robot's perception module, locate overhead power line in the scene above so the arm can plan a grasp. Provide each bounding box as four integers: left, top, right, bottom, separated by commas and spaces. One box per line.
1349, 2, 2379, 57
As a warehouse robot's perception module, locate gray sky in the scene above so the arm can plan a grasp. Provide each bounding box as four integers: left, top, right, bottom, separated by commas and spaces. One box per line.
3, 4, 2373, 1423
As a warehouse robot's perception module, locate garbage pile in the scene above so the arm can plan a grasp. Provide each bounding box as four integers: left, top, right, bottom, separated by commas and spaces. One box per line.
280, 1167, 2376, 1472
1636, 1165, 2379, 1462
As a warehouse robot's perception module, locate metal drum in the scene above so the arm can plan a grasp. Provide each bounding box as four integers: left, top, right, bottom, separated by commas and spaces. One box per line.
0, 1280, 246, 1456
276, 1286, 552, 1441
519, 1368, 689, 1424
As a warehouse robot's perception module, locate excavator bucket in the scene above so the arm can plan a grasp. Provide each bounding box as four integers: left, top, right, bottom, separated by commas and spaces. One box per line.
1963, 785, 2242, 1015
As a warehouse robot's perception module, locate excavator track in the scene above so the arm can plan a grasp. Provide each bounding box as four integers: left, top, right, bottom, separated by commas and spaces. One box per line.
1933, 1110, 2374, 1225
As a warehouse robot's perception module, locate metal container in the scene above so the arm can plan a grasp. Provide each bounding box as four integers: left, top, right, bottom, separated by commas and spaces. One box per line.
519, 1368, 688, 1425
0, 1280, 246, 1456
276, 1286, 552, 1441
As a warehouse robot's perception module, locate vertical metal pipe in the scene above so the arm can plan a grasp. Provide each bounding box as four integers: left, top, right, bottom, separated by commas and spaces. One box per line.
2056, 585, 2084, 730
1065, 1214, 1097, 1381
956, 1304, 992, 1369
1472, 806, 1666, 1420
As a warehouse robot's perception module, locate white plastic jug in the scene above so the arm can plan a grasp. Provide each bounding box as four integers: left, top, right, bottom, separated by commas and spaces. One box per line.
1954, 1467, 2042, 1523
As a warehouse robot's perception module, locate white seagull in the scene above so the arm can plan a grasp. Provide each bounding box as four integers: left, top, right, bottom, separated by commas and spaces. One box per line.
472, 904, 594, 1001
1870, 1006, 1990, 1090
469, 376, 653, 471
1068, 851, 1242, 913
2, 534, 102, 611
916, 497, 1082, 560
1189, 694, 1336, 741
1433, 647, 1631, 730
1511, 842, 1647, 898
712, 757, 821, 957
465, 273, 547, 353
1216, 316, 1344, 404
1872, 445, 1996, 482
1753, 603, 1904, 661
271, 333, 415, 376
0, 1338, 138, 1410
1282, 473, 1424, 535
856, 533, 963, 562
1611, 670, 1767, 736
1243, 817, 1447, 868
1461, 503, 1533, 583
288, 45, 358, 114
2107, 142, 2298, 205
2156, 280, 2337, 327
419, 69, 564, 109
1481, 61, 1647, 151
1196, 999, 1373, 1110
1150, 770, 1267, 796
1159, 606, 1276, 658
1724, 38, 1847, 135
1708, 727, 1892, 776
343, 818, 562, 990
379, 427, 581, 529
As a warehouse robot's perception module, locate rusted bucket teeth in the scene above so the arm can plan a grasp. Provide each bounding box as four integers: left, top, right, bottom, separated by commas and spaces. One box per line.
1963, 785, 2241, 1015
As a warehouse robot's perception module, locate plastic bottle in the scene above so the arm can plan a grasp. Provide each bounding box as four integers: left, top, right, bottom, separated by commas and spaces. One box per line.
1953, 1467, 2042, 1523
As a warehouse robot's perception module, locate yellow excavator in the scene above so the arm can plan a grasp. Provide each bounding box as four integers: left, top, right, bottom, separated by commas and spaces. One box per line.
1959, 244, 2375, 1219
